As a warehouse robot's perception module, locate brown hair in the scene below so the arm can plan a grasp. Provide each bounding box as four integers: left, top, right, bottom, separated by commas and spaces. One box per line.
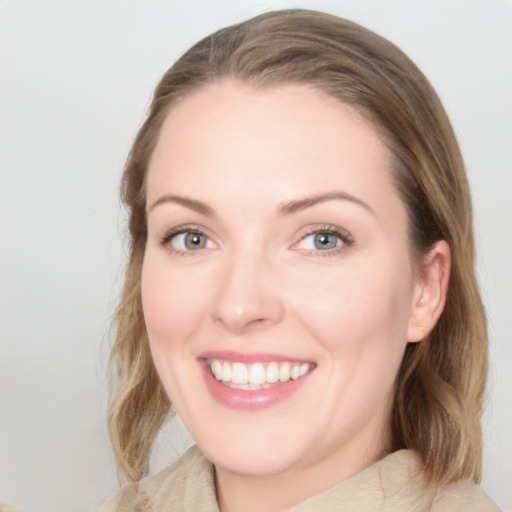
109, 9, 488, 484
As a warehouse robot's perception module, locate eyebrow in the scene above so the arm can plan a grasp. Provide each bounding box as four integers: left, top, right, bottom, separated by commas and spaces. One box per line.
148, 195, 214, 216
148, 190, 374, 217
277, 191, 375, 216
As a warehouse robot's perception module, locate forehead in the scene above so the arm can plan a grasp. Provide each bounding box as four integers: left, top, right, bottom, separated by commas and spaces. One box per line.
146, 81, 405, 228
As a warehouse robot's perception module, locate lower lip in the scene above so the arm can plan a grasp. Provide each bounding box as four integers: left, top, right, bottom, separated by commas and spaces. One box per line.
200, 361, 312, 411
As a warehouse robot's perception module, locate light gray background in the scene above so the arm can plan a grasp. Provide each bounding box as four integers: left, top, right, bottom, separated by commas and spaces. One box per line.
1, 1, 511, 511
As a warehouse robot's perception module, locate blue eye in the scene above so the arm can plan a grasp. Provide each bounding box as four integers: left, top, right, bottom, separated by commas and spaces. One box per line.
295, 226, 352, 253
165, 231, 213, 251
301, 232, 343, 250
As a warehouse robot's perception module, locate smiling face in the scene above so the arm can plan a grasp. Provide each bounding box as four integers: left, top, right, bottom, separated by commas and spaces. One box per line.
141, 81, 424, 482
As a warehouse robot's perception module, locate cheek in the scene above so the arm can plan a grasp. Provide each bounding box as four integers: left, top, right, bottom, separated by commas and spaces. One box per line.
141, 255, 210, 345
287, 260, 413, 356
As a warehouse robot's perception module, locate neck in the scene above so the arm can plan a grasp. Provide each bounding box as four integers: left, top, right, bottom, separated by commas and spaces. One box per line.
214, 442, 389, 512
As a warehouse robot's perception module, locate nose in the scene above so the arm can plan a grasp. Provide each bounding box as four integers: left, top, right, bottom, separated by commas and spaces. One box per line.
209, 251, 285, 334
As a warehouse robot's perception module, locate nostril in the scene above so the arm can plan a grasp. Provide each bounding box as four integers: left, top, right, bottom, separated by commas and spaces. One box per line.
209, 268, 285, 333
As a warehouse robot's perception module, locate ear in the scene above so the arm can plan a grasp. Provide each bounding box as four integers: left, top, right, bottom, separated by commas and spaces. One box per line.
407, 240, 451, 343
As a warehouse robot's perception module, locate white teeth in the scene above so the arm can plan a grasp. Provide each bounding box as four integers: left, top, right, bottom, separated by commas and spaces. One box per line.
266, 362, 279, 383
222, 361, 232, 382
279, 363, 291, 382
213, 360, 223, 380
209, 359, 312, 389
232, 363, 248, 385
249, 363, 266, 385
300, 363, 310, 377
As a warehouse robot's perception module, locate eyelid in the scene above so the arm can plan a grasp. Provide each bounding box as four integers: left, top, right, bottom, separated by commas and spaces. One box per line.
159, 224, 217, 252
158, 223, 352, 256
291, 224, 353, 253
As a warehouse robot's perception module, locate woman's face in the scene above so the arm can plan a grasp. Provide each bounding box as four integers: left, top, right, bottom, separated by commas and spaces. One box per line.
142, 82, 423, 479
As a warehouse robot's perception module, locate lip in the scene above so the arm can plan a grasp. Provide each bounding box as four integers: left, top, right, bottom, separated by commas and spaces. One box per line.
200, 350, 312, 364
198, 352, 315, 411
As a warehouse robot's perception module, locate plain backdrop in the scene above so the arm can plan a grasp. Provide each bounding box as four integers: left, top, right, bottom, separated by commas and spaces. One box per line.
1, 1, 511, 511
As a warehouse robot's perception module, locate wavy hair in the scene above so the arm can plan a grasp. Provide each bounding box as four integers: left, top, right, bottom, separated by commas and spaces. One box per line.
109, 9, 488, 484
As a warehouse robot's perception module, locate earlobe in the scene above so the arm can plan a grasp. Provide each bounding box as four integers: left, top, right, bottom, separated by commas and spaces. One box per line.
407, 240, 451, 343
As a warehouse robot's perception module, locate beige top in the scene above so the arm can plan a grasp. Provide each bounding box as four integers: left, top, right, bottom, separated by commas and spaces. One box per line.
97, 446, 501, 511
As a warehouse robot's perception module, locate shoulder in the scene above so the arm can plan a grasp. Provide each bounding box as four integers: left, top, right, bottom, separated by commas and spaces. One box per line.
96, 445, 217, 512
432, 479, 502, 512
378, 451, 502, 512
0, 504, 25, 512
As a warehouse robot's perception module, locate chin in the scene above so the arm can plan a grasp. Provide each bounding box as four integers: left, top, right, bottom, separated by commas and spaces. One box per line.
192, 425, 304, 476
204, 444, 298, 477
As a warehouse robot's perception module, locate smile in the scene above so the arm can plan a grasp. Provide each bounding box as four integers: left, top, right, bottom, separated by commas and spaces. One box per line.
207, 360, 313, 390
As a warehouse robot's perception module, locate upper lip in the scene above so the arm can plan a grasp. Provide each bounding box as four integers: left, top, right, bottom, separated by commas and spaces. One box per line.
199, 350, 314, 364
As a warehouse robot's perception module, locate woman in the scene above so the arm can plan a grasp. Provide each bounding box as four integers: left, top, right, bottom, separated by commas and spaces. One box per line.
101, 9, 500, 511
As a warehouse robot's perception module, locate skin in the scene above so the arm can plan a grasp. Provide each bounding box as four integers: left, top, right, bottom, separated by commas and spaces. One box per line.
141, 81, 450, 512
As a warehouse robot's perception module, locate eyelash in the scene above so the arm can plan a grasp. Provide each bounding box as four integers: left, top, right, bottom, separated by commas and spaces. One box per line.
295, 225, 353, 256
160, 225, 212, 256
159, 224, 353, 256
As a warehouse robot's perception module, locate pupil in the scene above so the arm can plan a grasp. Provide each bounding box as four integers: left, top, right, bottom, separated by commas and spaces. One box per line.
314, 233, 337, 250
185, 233, 205, 249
